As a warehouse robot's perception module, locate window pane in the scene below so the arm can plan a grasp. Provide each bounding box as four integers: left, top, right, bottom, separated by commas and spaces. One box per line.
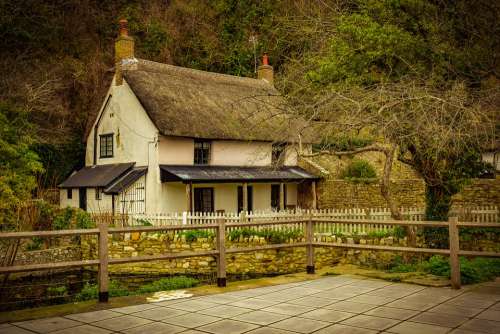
100, 134, 113, 158
194, 140, 210, 165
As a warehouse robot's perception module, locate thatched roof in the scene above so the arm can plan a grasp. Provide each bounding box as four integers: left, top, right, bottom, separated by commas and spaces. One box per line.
123, 59, 312, 142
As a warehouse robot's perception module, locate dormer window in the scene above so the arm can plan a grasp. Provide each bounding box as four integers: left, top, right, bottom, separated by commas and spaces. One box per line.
194, 140, 211, 165
100, 134, 114, 158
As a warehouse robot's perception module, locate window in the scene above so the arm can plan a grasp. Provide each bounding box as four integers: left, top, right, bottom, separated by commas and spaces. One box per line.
194, 188, 214, 212
100, 134, 113, 158
237, 185, 253, 213
194, 140, 211, 165
95, 188, 102, 200
272, 142, 286, 166
67, 188, 73, 199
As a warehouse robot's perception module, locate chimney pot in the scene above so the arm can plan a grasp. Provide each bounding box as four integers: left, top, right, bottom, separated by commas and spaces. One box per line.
262, 53, 269, 66
119, 19, 129, 36
257, 52, 274, 85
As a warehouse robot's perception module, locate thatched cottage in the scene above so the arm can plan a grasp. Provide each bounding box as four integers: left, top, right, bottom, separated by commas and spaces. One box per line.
59, 20, 319, 215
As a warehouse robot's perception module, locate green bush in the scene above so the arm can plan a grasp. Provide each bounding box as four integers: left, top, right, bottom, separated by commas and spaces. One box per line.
53, 207, 73, 230
136, 219, 152, 226
340, 159, 377, 182
180, 230, 215, 243
137, 276, 199, 294
392, 226, 407, 239
75, 281, 130, 301
75, 210, 94, 229
25, 236, 44, 251
47, 286, 67, 296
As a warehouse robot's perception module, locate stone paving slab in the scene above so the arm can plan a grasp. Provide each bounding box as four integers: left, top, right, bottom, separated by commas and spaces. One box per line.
3, 274, 500, 333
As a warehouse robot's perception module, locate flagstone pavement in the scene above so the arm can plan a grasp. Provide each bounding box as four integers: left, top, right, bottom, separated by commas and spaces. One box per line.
1, 275, 500, 334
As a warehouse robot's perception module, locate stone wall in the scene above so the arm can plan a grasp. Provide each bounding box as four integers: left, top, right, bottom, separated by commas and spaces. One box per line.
81, 233, 343, 276
451, 177, 500, 207
317, 179, 426, 209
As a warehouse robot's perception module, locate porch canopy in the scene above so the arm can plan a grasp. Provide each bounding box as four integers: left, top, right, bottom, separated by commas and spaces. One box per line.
59, 163, 147, 194
159, 165, 319, 183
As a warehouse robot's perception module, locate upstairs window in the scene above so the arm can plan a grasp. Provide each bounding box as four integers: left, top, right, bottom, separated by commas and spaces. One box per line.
194, 140, 211, 165
100, 134, 114, 158
272, 142, 286, 166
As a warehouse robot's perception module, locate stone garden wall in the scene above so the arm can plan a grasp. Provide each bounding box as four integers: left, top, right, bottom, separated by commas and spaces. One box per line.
79, 230, 500, 275
81, 233, 343, 276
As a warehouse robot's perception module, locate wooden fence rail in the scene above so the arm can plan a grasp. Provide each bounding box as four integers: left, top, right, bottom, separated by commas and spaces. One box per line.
1, 216, 499, 302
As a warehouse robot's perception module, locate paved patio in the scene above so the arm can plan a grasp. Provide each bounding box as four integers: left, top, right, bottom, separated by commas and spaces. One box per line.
1, 275, 500, 334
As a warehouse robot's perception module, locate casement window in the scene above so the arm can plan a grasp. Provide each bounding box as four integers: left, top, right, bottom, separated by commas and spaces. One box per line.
272, 142, 286, 166
95, 188, 102, 200
194, 187, 214, 212
194, 140, 211, 165
237, 185, 253, 213
99, 134, 114, 158
67, 188, 73, 199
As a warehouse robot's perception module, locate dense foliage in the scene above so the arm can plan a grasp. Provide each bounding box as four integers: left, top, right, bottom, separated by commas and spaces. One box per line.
0, 102, 43, 230
294, 0, 498, 220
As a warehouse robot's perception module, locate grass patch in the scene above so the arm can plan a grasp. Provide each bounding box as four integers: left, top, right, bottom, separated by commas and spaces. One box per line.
137, 276, 198, 294
389, 255, 500, 284
75, 276, 199, 301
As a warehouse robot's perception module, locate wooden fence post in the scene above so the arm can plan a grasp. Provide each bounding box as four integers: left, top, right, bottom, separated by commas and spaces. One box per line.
98, 221, 109, 302
306, 214, 315, 274
216, 218, 226, 287
448, 216, 461, 289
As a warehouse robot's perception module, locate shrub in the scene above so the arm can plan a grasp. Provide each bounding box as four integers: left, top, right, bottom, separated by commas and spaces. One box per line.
136, 218, 152, 226
137, 276, 199, 294
75, 210, 94, 229
340, 159, 377, 182
53, 207, 73, 230
25, 236, 43, 251
392, 226, 406, 239
75, 281, 130, 301
47, 286, 67, 296
180, 230, 215, 243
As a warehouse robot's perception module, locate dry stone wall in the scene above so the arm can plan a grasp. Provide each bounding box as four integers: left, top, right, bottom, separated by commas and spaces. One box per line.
81, 233, 343, 275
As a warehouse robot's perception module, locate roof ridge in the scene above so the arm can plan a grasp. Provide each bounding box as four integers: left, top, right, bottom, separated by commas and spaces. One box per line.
134, 58, 276, 90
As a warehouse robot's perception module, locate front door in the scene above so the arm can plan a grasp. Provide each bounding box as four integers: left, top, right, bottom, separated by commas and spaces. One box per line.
237, 185, 253, 212
79, 188, 87, 211
194, 188, 214, 212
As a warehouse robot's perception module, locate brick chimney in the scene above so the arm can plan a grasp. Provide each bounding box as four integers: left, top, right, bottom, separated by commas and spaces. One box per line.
115, 19, 135, 86
257, 53, 273, 85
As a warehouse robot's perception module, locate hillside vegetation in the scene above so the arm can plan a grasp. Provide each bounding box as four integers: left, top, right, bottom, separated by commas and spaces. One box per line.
0, 0, 498, 226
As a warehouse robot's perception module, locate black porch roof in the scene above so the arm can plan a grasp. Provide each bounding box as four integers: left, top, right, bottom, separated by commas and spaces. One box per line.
59, 163, 135, 188
104, 167, 148, 194
160, 165, 319, 183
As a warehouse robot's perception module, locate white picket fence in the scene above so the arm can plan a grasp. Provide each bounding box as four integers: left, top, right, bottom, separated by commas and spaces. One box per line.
119, 206, 498, 235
